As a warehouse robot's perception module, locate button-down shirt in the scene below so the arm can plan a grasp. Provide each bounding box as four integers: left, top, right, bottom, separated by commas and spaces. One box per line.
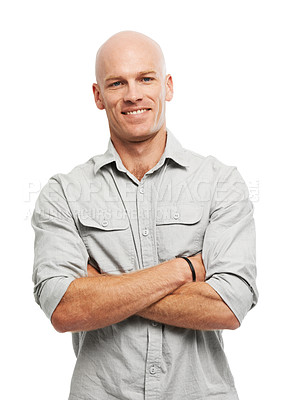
32, 130, 258, 400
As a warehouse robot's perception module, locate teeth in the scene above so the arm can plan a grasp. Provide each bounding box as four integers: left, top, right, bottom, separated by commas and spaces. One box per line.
125, 109, 148, 115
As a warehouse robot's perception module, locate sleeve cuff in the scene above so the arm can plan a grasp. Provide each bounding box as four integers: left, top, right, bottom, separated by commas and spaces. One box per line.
206, 273, 254, 324
35, 276, 76, 320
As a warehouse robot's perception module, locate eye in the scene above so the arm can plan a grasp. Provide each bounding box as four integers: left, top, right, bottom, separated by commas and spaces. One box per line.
142, 77, 152, 82
110, 81, 122, 87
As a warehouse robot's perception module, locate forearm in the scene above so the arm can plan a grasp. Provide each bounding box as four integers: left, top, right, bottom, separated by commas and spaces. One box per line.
137, 282, 240, 330
51, 258, 191, 333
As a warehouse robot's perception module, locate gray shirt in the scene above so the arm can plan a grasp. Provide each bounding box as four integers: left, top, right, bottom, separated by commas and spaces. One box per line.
32, 130, 258, 400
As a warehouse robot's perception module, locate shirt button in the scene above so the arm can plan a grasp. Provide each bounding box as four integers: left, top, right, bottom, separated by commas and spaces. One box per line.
142, 228, 149, 236
139, 187, 144, 194
149, 365, 156, 375
101, 220, 109, 227
173, 212, 180, 220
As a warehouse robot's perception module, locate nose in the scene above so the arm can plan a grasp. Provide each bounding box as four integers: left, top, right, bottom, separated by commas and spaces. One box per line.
123, 81, 143, 103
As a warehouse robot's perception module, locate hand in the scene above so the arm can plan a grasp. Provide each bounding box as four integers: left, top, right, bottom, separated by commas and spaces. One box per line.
87, 263, 101, 278
186, 253, 206, 282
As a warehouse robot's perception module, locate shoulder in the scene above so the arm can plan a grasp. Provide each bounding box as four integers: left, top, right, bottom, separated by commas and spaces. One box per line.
34, 157, 97, 208
181, 144, 239, 180
177, 143, 249, 203
54, 157, 96, 184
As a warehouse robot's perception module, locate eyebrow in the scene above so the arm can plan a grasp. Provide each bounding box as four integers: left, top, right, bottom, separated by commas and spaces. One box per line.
104, 70, 158, 83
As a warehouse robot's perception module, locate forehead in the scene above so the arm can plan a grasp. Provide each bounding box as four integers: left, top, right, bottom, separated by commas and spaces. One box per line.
97, 39, 164, 82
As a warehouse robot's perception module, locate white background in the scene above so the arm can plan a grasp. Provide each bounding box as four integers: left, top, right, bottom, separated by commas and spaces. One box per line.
1, 1, 283, 399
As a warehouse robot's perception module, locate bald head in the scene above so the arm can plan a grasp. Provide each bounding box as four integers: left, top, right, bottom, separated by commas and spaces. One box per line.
95, 31, 166, 86
92, 30, 174, 149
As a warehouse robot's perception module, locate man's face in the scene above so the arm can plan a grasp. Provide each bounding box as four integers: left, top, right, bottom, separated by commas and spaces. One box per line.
93, 37, 173, 144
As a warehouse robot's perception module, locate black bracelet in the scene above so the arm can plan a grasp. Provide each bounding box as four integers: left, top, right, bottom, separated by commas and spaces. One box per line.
180, 257, 196, 282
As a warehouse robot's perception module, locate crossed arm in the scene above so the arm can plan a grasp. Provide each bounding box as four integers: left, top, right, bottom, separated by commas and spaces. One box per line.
51, 253, 240, 333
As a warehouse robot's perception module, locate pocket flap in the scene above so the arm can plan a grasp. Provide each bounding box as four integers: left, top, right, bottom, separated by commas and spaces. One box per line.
78, 212, 129, 231
156, 204, 203, 225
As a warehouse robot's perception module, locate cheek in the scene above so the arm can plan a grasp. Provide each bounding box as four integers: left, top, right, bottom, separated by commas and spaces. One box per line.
156, 94, 166, 117
102, 92, 120, 111
103, 98, 122, 121
154, 86, 166, 106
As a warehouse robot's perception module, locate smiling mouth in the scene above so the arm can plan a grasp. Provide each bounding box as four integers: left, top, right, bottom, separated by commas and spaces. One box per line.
122, 108, 151, 115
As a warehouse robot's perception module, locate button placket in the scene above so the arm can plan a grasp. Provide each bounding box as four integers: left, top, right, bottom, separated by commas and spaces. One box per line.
145, 325, 163, 400
137, 178, 156, 268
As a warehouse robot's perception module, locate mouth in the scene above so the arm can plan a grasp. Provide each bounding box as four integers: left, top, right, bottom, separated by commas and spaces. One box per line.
121, 108, 151, 115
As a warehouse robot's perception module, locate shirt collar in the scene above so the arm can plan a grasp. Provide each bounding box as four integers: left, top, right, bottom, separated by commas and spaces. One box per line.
163, 129, 191, 168
93, 128, 190, 175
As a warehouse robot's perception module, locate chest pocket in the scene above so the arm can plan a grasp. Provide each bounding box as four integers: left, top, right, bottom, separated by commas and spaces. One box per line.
156, 204, 204, 262
78, 213, 134, 274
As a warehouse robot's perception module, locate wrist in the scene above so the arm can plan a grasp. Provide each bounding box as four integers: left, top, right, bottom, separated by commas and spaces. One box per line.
173, 257, 193, 283
180, 252, 206, 282
180, 257, 196, 282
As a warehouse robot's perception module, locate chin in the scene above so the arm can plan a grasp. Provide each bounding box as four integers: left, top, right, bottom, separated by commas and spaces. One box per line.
129, 121, 165, 137
111, 120, 165, 144
128, 129, 161, 143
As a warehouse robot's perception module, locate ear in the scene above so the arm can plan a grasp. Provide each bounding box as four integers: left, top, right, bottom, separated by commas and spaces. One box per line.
165, 74, 174, 102
92, 83, 105, 110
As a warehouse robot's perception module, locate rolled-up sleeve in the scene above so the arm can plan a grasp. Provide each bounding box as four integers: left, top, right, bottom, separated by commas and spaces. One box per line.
31, 177, 89, 320
203, 166, 258, 324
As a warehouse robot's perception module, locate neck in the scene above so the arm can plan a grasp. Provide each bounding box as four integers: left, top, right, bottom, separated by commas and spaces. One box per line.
111, 128, 167, 181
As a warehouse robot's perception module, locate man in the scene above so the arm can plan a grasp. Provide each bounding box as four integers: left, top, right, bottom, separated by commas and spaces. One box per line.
32, 31, 258, 399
